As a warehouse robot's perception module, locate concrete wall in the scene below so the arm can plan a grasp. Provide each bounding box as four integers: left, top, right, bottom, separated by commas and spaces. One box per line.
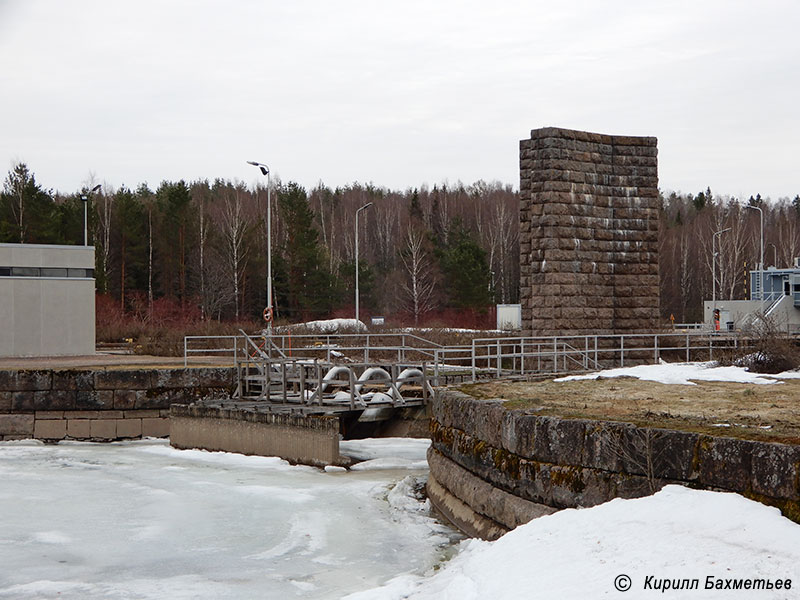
170, 404, 340, 467
429, 388, 800, 539
0, 244, 96, 357
519, 128, 659, 335
0, 366, 235, 441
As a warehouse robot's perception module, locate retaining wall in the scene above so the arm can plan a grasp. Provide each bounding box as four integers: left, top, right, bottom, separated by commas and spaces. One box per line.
0, 367, 235, 441
429, 388, 800, 539
170, 404, 340, 467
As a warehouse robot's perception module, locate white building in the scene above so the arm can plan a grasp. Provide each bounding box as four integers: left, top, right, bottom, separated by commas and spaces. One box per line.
704, 264, 800, 333
0, 243, 95, 356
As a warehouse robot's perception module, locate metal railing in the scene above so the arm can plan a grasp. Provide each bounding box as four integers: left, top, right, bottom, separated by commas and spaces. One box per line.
235, 356, 434, 409
183, 335, 240, 367
185, 329, 755, 387
465, 331, 749, 381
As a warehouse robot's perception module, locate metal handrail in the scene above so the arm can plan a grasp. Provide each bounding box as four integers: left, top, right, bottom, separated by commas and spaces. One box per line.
183, 335, 240, 367
185, 329, 757, 382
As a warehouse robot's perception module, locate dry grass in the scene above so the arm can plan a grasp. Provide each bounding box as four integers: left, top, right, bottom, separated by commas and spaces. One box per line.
459, 377, 800, 444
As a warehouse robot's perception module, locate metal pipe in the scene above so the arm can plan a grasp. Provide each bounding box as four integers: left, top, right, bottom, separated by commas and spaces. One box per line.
247, 161, 272, 332
712, 227, 731, 321
355, 202, 373, 323
746, 204, 764, 301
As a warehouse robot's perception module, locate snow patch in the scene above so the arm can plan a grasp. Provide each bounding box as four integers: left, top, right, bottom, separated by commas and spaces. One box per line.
555, 361, 782, 385
277, 318, 367, 333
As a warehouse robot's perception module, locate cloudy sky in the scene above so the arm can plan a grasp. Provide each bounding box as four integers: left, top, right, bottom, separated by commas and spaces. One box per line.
1, 0, 798, 199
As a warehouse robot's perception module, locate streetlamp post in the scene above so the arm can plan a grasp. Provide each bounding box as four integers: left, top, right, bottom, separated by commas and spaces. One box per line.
81, 184, 102, 246
712, 227, 731, 314
769, 243, 777, 268
247, 161, 272, 330
355, 202, 373, 323
746, 204, 764, 301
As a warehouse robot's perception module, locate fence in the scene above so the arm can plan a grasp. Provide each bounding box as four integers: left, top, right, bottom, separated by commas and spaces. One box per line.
185, 329, 752, 386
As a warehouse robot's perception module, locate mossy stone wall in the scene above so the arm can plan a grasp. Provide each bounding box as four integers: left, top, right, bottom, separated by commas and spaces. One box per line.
430, 389, 800, 535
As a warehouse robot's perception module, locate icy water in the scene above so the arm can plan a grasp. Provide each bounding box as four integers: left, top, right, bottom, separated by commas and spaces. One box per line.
0, 439, 461, 599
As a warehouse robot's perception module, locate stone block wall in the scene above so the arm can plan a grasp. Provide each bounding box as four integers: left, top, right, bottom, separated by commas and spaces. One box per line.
0, 367, 235, 441
428, 389, 800, 539
519, 127, 659, 335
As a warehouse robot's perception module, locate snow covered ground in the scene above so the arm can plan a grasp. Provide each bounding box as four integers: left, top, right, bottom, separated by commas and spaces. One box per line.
348, 485, 800, 599
0, 438, 458, 599
555, 360, 800, 386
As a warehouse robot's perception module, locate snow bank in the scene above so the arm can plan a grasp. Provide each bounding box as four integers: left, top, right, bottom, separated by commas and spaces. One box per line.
555, 361, 787, 385
278, 318, 367, 333
346, 485, 800, 599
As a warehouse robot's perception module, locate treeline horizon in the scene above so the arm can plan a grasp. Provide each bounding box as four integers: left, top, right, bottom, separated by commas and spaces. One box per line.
2, 162, 799, 328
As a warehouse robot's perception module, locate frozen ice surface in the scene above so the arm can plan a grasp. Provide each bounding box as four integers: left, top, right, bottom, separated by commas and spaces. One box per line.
342, 438, 430, 471
349, 485, 800, 599
0, 439, 459, 599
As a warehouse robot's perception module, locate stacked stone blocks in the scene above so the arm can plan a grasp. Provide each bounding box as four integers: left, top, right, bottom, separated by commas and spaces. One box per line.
429, 389, 800, 535
0, 367, 234, 441
520, 127, 659, 335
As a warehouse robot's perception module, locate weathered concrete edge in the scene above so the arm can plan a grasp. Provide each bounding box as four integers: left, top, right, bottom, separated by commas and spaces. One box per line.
427, 446, 556, 538
426, 473, 507, 541
170, 405, 340, 467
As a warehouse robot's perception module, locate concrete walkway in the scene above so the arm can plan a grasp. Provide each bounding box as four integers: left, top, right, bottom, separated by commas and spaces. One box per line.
0, 353, 234, 370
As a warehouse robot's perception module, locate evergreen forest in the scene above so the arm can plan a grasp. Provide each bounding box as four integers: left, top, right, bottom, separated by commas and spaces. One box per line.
2, 162, 799, 329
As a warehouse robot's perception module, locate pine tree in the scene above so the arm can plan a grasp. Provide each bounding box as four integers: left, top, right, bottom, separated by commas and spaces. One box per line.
438, 220, 492, 309
0, 163, 56, 243
276, 182, 336, 320
155, 181, 192, 301
112, 187, 148, 310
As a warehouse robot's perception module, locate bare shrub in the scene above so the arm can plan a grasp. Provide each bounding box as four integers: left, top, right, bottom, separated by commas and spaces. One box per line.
718, 314, 800, 374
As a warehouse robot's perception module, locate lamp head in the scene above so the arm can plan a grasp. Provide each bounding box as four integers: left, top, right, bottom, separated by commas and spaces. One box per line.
91, 184, 102, 193
246, 161, 269, 176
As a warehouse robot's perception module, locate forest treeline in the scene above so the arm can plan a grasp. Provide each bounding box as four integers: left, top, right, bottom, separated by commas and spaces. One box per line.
2, 162, 798, 327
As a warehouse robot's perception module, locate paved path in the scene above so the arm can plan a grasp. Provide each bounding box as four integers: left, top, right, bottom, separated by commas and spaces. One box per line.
0, 353, 234, 370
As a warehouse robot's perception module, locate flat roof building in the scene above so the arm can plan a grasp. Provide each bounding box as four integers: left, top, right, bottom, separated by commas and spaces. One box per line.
0, 243, 95, 357
704, 262, 800, 333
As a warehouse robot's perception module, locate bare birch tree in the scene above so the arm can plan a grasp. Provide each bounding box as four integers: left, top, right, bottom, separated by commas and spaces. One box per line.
400, 227, 436, 324
216, 189, 251, 319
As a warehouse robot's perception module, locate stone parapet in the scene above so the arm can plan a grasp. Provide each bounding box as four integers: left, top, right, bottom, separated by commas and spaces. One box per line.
428, 389, 800, 538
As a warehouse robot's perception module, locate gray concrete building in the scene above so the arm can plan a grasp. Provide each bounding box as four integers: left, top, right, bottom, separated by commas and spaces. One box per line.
0, 243, 95, 356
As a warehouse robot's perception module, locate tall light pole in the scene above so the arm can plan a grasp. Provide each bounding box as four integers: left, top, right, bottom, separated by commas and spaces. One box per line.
746, 204, 764, 301
81, 184, 102, 246
712, 227, 731, 314
247, 161, 272, 330
769, 243, 777, 268
355, 202, 373, 323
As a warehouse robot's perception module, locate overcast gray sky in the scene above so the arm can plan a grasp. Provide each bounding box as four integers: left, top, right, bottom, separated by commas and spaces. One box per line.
1, 0, 798, 199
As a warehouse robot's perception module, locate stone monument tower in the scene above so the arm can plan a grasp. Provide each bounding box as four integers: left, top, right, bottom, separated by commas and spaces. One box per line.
519, 127, 659, 335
